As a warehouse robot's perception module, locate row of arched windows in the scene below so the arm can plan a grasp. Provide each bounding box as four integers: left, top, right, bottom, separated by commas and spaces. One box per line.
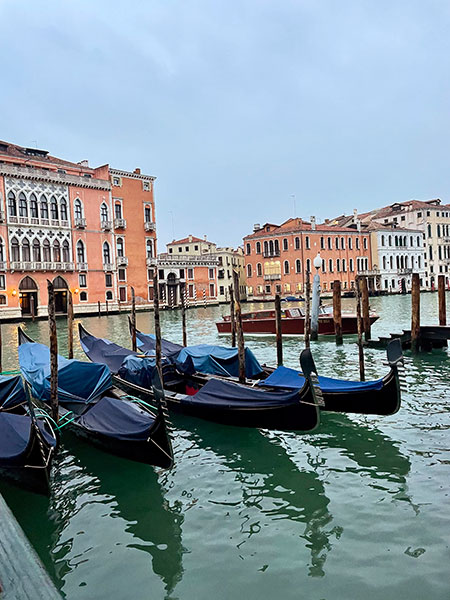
246, 235, 369, 254
10, 237, 71, 263
247, 257, 360, 277
382, 255, 422, 270
8, 191, 68, 222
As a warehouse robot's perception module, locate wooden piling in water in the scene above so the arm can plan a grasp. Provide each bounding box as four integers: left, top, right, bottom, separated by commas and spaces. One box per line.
275, 293, 283, 366
106, 299, 109, 316
181, 293, 187, 347
229, 285, 236, 348
233, 270, 246, 383
411, 272, 420, 353
30, 295, 35, 322
67, 290, 74, 359
131, 286, 137, 352
360, 276, 371, 341
153, 273, 162, 374
355, 277, 365, 381
0, 323, 2, 374
438, 274, 446, 326
333, 279, 343, 345
304, 271, 311, 348
47, 280, 59, 424
98, 300, 101, 317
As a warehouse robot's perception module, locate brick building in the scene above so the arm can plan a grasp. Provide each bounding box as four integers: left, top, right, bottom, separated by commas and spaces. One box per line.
243, 218, 372, 298
0, 140, 156, 319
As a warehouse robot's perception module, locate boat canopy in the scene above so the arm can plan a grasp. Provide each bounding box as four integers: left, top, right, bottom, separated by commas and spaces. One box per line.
260, 365, 384, 393
0, 412, 33, 460
136, 330, 264, 378
80, 327, 137, 373
183, 378, 303, 409
0, 375, 27, 410
19, 341, 112, 404
118, 355, 164, 389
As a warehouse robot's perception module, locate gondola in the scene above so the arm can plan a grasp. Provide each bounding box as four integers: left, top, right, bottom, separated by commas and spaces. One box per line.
132, 325, 404, 416
79, 324, 321, 432
0, 374, 57, 494
18, 328, 173, 469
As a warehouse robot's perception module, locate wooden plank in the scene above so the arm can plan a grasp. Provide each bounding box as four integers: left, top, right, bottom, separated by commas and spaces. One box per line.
0, 494, 61, 599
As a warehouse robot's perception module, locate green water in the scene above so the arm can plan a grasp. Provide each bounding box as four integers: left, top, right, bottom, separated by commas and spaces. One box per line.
0, 294, 449, 599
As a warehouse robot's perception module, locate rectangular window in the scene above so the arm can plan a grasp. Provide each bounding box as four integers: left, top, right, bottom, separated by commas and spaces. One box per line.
185, 246, 189, 252
79, 274, 87, 288
209, 283, 215, 297
305, 237, 310, 249
148, 286, 154, 300
105, 273, 112, 287
187, 268, 194, 279
179, 269, 185, 279
189, 284, 195, 298
119, 269, 126, 282
219, 286, 224, 295
209, 268, 215, 279
0, 275, 5, 290
119, 286, 127, 302
114, 203, 122, 218
349, 258, 354, 272
348, 238, 352, 250
159, 270, 164, 279
356, 238, 360, 250
329, 259, 333, 272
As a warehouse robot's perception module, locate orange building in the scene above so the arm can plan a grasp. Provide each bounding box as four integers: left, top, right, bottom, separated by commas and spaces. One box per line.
244, 218, 372, 298
0, 140, 156, 320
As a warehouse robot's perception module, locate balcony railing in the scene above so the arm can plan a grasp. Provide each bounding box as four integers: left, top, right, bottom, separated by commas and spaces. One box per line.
77, 262, 88, 272
117, 256, 128, 267
398, 268, 413, 275
103, 262, 114, 271
74, 217, 87, 229
144, 221, 156, 232
114, 218, 126, 229
9, 261, 74, 272
264, 273, 281, 281
263, 250, 281, 258
146, 256, 157, 267
101, 220, 112, 231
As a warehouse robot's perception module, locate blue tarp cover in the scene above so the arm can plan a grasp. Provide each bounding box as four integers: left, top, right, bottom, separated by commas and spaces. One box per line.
80, 331, 136, 374
182, 378, 302, 409
260, 365, 384, 392
118, 355, 161, 389
136, 330, 264, 378
0, 375, 27, 410
0, 413, 32, 461
78, 396, 154, 441
19, 341, 112, 405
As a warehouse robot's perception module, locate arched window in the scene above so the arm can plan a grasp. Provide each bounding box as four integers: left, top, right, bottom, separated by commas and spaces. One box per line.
247, 264, 252, 277
103, 241, 111, 264
257, 263, 262, 277
329, 258, 333, 272
306, 258, 311, 272
0, 237, 4, 262
42, 239, 51, 262
11, 237, 20, 262
74, 199, 83, 219
381, 235, 385, 247
77, 240, 85, 263
33, 239, 41, 262
388, 235, 392, 246
53, 240, 61, 263
427, 224, 432, 238
294, 237, 300, 250
305, 236, 310, 250
60, 199, 68, 221
0, 295, 5, 305
62, 240, 70, 262
390, 256, 393, 269
19, 192, 28, 217
283, 238, 288, 251
117, 237, 124, 257
80, 291, 87, 301
363, 237, 368, 250
8, 192, 17, 216
30, 193, 38, 218
100, 203, 109, 222
144, 205, 152, 222
295, 259, 301, 273
256, 241, 261, 254
341, 237, 345, 250
22, 238, 31, 262
327, 237, 332, 250
274, 239, 280, 254
106, 290, 113, 301
263, 241, 268, 255
146, 239, 153, 258
246, 243, 251, 255
269, 240, 274, 255
40, 195, 49, 219
437, 224, 441, 238
383, 256, 386, 269
50, 196, 58, 220
284, 260, 289, 274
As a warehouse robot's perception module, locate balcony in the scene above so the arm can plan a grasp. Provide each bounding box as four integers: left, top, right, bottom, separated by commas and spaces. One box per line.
398, 268, 413, 275
103, 262, 114, 271
264, 273, 281, 281
101, 220, 112, 231
117, 256, 128, 267
146, 256, 157, 267
114, 218, 126, 229
77, 262, 88, 272
263, 250, 281, 258
74, 217, 87, 229
144, 221, 156, 232
0, 210, 5, 223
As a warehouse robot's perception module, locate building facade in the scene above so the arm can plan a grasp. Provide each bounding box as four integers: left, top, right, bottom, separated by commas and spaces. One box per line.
244, 218, 372, 298
216, 246, 246, 302
0, 140, 156, 319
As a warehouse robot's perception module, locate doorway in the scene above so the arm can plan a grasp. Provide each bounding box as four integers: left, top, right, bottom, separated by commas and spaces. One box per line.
19, 276, 38, 317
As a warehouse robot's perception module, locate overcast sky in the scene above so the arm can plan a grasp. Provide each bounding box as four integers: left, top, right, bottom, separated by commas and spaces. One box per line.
1, 0, 450, 249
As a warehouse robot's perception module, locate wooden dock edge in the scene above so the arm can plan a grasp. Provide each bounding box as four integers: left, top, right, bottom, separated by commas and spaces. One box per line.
0, 494, 61, 599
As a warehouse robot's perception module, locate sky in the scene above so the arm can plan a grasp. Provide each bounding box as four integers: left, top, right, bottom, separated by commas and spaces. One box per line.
1, 0, 450, 250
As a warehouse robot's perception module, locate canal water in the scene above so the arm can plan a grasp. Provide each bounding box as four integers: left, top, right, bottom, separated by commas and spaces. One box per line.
0, 294, 449, 599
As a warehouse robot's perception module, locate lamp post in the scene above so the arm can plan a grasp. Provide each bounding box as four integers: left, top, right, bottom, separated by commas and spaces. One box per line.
310, 253, 321, 341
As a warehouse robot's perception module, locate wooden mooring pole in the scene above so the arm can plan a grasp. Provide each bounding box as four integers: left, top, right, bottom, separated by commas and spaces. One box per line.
333, 279, 343, 345
47, 280, 59, 424
411, 273, 420, 353
438, 274, 446, 326
355, 277, 365, 381
67, 290, 74, 359
153, 273, 162, 374
229, 284, 236, 347
30, 295, 35, 322
98, 301, 101, 317
275, 293, 283, 366
0, 323, 2, 374
233, 270, 246, 383
304, 271, 311, 348
181, 292, 187, 347
360, 276, 371, 341
131, 286, 137, 352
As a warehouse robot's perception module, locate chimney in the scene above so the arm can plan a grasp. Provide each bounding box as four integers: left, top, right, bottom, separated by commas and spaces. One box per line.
204, 235, 207, 241
357, 220, 361, 232
79, 160, 89, 167
353, 208, 358, 223
324, 218, 329, 225
310, 216, 316, 231
253, 223, 260, 232
189, 235, 193, 242
134, 168, 141, 174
